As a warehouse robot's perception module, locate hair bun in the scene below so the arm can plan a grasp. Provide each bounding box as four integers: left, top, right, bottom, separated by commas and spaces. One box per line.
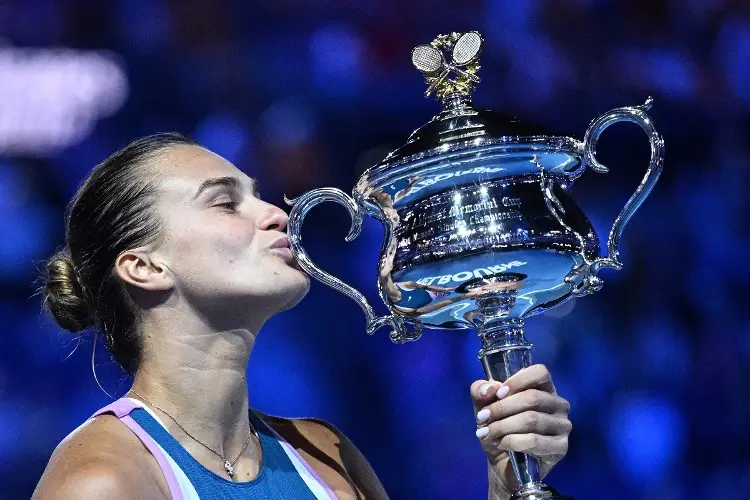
43, 250, 94, 332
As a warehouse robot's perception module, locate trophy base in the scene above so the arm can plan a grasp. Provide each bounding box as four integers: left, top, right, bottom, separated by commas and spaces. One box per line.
510, 485, 575, 500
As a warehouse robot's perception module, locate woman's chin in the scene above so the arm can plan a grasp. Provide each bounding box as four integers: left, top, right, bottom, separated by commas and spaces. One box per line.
278, 272, 310, 311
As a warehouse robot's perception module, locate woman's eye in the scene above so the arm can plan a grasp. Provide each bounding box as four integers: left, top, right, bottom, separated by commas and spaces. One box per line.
214, 201, 238, 211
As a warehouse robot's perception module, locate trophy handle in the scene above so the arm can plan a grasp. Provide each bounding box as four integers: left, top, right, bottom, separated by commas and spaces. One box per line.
286, 188, 415, 342
581, 96, 665, 278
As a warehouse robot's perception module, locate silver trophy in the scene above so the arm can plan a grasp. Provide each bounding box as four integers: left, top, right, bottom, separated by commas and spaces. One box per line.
287, 31, 663, 500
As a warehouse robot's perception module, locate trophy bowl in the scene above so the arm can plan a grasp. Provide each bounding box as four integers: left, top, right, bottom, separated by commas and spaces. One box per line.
287, 31, 663, 500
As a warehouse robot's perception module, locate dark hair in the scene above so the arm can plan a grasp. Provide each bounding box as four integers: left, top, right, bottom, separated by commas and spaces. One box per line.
42, 132, 199, 376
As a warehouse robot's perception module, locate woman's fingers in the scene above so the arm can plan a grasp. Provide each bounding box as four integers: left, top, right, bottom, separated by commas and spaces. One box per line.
475, 412, 571, 464
471, 366, 571, 479
477, 411, 572, 440
470, 365, 562, 414
476, 389, 570, 425
469, 379, 503, 412
504, 364, 556, 395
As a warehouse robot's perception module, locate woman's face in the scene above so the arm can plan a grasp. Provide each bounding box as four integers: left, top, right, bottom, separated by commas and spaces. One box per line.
149, 145, 309, 323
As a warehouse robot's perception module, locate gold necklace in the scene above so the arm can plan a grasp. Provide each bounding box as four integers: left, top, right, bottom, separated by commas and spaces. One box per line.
127, 389, 258, 478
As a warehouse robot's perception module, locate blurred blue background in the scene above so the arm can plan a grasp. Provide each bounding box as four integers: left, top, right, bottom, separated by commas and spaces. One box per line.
1, 0, 749, 498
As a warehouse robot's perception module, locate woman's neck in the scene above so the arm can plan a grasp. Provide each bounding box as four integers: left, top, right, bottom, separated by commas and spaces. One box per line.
129, 318, 259, 460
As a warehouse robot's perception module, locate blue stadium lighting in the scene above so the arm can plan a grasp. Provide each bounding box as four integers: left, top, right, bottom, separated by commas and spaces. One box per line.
309, 24, 363, 97
194, 111, 251, 165
607, 394, 686, 486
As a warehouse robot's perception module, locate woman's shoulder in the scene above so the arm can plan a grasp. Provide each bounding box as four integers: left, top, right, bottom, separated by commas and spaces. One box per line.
32, 414, 169, 500
256, 410, 345, 446
255, 411, 389, 500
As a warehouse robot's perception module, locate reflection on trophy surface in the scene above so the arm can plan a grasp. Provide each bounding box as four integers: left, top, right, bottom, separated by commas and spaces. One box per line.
287, 31, 664, 500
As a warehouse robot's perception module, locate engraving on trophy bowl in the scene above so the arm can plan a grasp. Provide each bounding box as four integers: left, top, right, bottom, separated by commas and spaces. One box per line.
363, 147, 599, 330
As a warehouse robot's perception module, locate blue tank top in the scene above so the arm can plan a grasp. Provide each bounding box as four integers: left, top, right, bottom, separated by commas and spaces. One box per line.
129, 407, 325, 499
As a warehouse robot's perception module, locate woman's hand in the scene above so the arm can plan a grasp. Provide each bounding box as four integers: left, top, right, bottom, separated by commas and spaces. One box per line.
470, 365, 572, 498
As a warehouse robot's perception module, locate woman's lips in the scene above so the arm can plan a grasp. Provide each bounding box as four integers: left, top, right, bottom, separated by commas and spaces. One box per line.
269, 235, 291, 250
268, 246, 294, 261
268, 236, 295, 261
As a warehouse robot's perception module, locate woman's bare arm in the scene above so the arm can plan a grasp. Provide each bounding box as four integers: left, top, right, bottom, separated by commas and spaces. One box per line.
321, 420, 390, 500
32, 416, 168, 500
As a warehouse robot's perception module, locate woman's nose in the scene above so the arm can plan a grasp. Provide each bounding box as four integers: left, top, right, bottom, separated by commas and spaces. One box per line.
257, 204, 289, 232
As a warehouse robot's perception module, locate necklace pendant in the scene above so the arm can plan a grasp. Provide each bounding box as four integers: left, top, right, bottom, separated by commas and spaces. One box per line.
224, 460, 234, 477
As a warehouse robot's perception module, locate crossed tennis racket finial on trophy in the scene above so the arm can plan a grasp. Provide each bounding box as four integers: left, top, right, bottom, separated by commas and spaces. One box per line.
411, 31, 483, 99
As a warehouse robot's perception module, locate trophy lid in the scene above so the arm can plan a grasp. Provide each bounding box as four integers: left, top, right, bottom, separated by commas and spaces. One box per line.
370, 32, 582, 173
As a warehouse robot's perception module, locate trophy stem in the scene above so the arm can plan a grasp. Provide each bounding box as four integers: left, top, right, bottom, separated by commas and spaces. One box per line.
477, 319, 573, 500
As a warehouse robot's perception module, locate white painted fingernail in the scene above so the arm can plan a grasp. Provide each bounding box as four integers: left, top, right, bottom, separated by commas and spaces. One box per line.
475, 427, 489, 438
496, 386, 510, 399
479, 383, 493, 396
476, 409, 491, 422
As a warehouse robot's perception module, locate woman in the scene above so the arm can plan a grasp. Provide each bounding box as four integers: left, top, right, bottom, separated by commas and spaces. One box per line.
33, 134, 572, 499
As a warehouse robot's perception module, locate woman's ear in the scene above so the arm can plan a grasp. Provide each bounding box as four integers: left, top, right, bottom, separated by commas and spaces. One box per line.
114, 249, 174, 292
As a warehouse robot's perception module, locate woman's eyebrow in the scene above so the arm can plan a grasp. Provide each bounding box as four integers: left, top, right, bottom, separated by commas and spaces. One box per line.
191, 176, 242, 201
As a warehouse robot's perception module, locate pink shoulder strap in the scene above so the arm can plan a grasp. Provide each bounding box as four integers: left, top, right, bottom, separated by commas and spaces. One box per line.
92, 399, 184, 500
